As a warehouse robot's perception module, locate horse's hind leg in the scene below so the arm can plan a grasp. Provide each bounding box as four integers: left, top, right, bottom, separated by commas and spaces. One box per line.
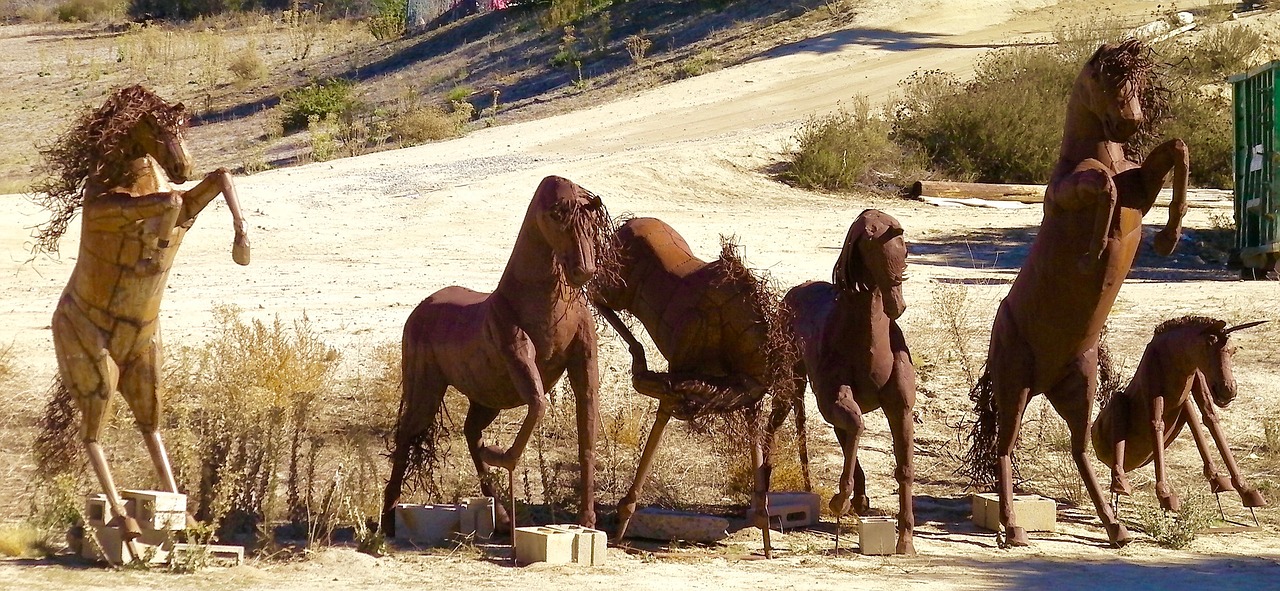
463, 403, 511, 531
1046, 358, 1130, 547
119, 339, 181, 495
380, 366, 448, 537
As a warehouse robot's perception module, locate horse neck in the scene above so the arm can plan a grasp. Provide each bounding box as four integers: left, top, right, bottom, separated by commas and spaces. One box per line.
1136, 335, 1199, 397
833, 287, 892, 342
84, 136, 172, 197
495, 215, 573, 315
1058, 83, 1122, 170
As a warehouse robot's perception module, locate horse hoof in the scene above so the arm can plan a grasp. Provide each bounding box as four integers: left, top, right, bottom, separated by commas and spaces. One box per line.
1158, 494, 1181, 513
1241, 489, 1268, 508
1208, 474, 1234, 493
1004, 527, 1030, 547
123, 516, 143, 539
478, 445, 517, 471
1107, 522, 1132, 548
1110, 474, 1133, 496
853, 495, 872, 515
896, 537, 917, 556
828, 495, 851, 517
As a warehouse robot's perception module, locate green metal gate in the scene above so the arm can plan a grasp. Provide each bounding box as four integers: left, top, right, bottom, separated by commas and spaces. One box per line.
1231, 60, 1280, 277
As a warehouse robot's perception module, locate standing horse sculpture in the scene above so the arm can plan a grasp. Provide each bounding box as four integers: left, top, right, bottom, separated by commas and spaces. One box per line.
591, 217, 803, 557
962, 39, 1188, 547
381, 176, 613, 536
35, 85, 250, 562
1092, 316, 1268, 514
783, 209, 916, 555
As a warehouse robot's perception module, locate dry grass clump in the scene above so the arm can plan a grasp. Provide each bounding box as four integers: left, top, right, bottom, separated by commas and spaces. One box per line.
784, 96, 916, 192
228, 40, 267, 84
390, 102, 473, 145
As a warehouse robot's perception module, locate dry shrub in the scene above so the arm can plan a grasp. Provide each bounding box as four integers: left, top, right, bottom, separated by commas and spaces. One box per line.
785, 96, 910, 192
1135, 491, 1214, 549
54, 0, 124, 21
390, 102, 472, 146
228, 40, 267, 84
163, 305, 341, 535
1016, 400, 1085, 505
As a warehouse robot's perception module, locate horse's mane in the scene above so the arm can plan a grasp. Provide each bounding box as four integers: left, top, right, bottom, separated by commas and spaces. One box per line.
30, 85, 188, 255
1088, 38, 1170, 136
1153, 314, 1224, 336
562, 186, 619, 299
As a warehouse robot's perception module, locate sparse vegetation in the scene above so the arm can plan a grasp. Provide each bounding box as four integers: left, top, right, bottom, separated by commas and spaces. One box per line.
228, 40, 267, 84
282, 79, 359, 132
366, 0, 406, 40
1135, 493, 1214, 549
784, 96, 912, 192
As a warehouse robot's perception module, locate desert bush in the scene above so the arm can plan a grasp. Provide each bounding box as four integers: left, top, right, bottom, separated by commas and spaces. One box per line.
784, 96, 906, 192
366, 0, 405, 40
55, 0, 125, 21
228, 40, 267, 84
674, 48, 720, 79
390, 101, 473, 145
624, 33, 651, 63
1135, 492, 1214, 549
1167, 25, 1267, 82
282, 79, 358, 132
163, 306, 341, 533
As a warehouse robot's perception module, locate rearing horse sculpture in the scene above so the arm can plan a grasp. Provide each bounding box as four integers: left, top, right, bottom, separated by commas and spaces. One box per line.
381, 176, 613, 536
783, 209, 916, 555
963, 39, 1188, 547
1092, 316, 1268, 513
591, 217, 804, 557
36, 85, 250, 562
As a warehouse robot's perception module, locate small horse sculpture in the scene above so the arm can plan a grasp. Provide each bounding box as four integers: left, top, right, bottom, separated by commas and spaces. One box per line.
381, 176, 613, 536
37, 85, 250, 562
783, 209, 916, 555
1092, 316, 1268, 513
962, 39, 1189, 547
591, 217, 804, 556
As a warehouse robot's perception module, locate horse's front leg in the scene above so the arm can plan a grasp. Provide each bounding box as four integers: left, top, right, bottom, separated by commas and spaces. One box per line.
1148, 394, 1180, 512
1047, 160, 1116, 267
1143, 139, 1189, 255
1193, 379, 1267, 507
884, 348, 917, 555
1183, 394, 1233, 494
565, 331, 600, 528
818, 385, 864, 518
477, 328, 547, 471
177, 168, 250, 265
613, 403, 674, 541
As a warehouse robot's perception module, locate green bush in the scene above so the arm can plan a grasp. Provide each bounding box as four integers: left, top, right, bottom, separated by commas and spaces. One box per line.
282, 79, 358, 133
366, 0, 405, 40
55, 0, 124, 21
784, 96, 906, 192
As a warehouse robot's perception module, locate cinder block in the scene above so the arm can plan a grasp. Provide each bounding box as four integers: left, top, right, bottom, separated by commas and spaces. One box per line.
757, 492, 821, 529
971, 493, 1056, 532
514, 526, 575, 565
80, 523, 174, 564
394, 503, 461, 546
172, 542, 245, 566
121, 490, 187, 531
625, 507, 729, 542
857, 517, 898, 555
85, 494, 111, 527
547, 524, 607, 565
460, 497, 495, 539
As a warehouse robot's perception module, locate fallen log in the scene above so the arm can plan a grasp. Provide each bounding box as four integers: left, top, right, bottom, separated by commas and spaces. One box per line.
909, 180, 1232, 209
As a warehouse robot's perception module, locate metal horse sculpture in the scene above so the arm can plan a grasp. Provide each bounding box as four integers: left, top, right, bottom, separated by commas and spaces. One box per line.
381, 176, 613, 536
591, 217, 804, 556
37, 85, 250, 562
783, 209, 916, 555
1092, 316, 1268, 514
962, 39, 1188, 547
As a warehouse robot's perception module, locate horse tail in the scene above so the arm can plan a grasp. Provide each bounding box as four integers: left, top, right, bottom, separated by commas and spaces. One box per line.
33, 374, 81, 477
1095, 326, 1123, 408
393, 308, 449, 499
958, 366, 1000, 489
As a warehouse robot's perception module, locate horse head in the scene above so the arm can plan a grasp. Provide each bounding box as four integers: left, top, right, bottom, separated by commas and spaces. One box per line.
133, 108, 195, 184
534, 176, 611, 288
1195, 320, 1268, 407
833, 209, 907, 319
1080, 39, 1151, 143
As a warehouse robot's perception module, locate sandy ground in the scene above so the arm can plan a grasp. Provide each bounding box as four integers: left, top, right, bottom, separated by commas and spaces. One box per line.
5, 0, 1280, 588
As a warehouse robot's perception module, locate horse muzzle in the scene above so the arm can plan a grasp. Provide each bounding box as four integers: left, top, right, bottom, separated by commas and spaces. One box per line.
884, 286, 907, 320
1211, 383, 1237, 408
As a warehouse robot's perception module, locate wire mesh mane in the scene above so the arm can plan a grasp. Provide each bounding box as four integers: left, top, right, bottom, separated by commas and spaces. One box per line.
555, 186, 618, 301
1088, 38, 1170, 139
1153, 314, 1224, 336
30, 85, 188, 255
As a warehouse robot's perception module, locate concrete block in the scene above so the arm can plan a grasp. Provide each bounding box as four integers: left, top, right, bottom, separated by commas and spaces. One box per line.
547, 524, 608, 565
80, 523, 174, 564
971, 493, 1056, 532
625, 507, 729, 542
857, 517, 898, 555
85, 494, 111, 527
460, 497, 495, 539
757, 492, 821, 529
172, 543, 245, 566
394, 503, 461, 546
121, 490, 187, 531
514, 526, 575, 565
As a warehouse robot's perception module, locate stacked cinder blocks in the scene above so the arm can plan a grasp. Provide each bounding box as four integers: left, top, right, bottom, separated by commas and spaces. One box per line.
81, 491, 244, 566
394, 497, 497, 546
758, 492, 821, 530
857, 516, 898, 555
971, 493, 1057, 532
514, 524, 607, 565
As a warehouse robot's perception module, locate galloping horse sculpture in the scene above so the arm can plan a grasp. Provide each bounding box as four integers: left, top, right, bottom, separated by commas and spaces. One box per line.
963, 39, 1188, 547
37, 85, 250, 562
591, 217, 803, 556
381, 176, 613, 536
783, 209, 916, 555
1092, 316, 1268, 513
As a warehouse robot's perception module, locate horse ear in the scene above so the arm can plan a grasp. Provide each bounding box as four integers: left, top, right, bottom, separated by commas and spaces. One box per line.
833, 215, 870, 292
1223, 320, 1269, 335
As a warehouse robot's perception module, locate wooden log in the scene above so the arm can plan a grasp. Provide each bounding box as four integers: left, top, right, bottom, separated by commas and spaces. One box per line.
910, 180, 1232, 209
